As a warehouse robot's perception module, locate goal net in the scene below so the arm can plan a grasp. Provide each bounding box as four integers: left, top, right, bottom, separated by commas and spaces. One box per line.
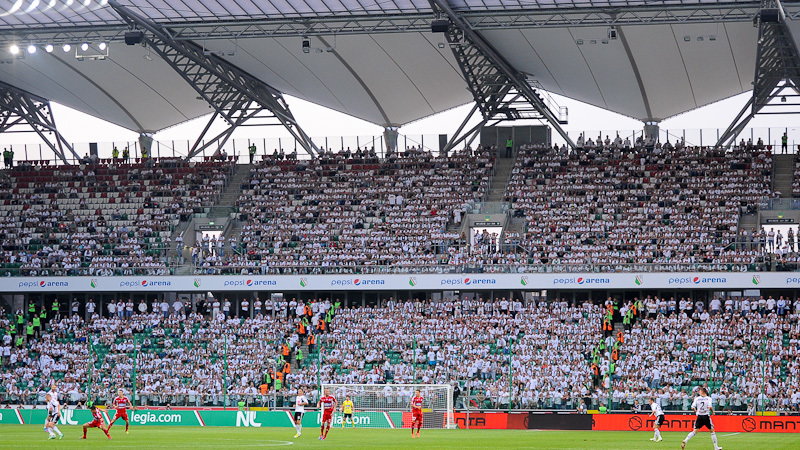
320, 384, 455, 429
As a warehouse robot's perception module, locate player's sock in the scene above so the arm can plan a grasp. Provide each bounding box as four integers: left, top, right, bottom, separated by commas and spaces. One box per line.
684, 431, 696, 442
655, 429, 661, 439
125, 422, 129, 432
52, 425, 62, 436
82, 428, 87, 439
711, 432, 719, 448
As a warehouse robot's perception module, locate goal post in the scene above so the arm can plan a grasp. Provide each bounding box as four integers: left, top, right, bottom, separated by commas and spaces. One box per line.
320, 384, 455, 429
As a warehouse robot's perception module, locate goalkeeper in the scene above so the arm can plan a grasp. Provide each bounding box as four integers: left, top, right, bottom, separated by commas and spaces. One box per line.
341, 395, 355, 428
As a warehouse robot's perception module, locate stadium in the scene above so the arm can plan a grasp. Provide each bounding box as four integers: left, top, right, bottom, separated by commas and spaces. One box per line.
1, 0, 800, 448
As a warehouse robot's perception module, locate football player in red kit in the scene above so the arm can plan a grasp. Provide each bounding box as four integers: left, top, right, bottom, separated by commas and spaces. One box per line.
109, 389, 132, 433
318, 389, 337, 440
410, 390, 424, 438
82, 404, 111, 440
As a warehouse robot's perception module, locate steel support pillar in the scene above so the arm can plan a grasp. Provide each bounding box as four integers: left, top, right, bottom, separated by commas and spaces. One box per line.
644, 122, 660, 143
383, 126, 399, 153
108, 0, 319, 159
0, 80, 78, 164
429, 0, 575, 153
717, 0, 800, 148
139, 133, 154, 158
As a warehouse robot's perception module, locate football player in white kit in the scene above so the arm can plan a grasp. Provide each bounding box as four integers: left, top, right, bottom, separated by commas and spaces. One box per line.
681, 387, 722, 450
293, 388, 309, 438
44, 393, 64, 440
648, 398, 664, 442
47, 382, 59, 402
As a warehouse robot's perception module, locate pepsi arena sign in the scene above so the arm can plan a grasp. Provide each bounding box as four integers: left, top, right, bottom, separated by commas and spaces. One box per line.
119, 280, 173, 288
223, 279, 277, 287
330, 278, 385, 287
667, 276, 727, 285
440, 277, 496, 286
552, 277, 610, 285
17, 280, 69, 288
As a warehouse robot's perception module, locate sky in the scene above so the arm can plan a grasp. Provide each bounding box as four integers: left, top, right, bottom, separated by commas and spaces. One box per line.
3, 88, 800, 160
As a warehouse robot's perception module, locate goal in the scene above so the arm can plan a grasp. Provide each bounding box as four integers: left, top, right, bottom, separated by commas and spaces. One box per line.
320, 384, 455, 429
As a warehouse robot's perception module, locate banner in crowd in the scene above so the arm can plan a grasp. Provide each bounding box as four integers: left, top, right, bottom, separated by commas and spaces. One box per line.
1, 272, 798, 292
592, 414, 800, 433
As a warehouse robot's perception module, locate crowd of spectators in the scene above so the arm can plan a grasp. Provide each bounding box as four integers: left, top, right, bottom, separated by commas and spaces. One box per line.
610, 295, 800, 412
2, 140, 800, 274
193, 148, 492, 274
0, 159, 233, 276
3, 295, 799, 412
504, 144, 774, 272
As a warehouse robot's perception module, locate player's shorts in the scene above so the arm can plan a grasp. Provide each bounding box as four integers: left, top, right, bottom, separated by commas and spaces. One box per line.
344, 413, 353, 420
412, 411, 423, 423
114, 409, 129, 420
294, 412, 304, 422
86, 420, 103, 428
655, 415, 665, 426
694, 415, 713, 430
322, 411, 333, 423
47, 413, 61, 423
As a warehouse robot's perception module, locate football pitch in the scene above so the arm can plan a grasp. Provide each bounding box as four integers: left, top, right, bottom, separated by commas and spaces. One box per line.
0, 426, 799, 449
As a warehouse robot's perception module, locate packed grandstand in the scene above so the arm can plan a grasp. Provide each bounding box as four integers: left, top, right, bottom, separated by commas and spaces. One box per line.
0, 140, 794, 277
2, 294, 799, 412
1, 138, 800, 416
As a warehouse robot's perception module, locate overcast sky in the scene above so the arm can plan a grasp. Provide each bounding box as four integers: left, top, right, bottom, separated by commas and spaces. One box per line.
3, 89, 800, 159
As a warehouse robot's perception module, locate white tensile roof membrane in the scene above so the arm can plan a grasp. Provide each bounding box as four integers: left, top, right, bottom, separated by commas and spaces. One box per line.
0, 1, 777, 131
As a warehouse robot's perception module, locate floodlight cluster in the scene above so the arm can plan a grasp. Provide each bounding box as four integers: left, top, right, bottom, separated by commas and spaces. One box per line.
1, 0, 108, 16
7, 42, 106, 55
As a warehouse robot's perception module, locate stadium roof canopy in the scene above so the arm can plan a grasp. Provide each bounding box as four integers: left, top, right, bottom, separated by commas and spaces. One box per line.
0, 0, 798, 133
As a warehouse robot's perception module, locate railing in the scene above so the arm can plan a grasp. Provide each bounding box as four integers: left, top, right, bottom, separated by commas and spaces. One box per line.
3, 260, 792, 277
562, 126, 800, 150
188, 261, 773, 275
4, 127, 800, 166
760, 197, 800, 210
0, 133, 453, 165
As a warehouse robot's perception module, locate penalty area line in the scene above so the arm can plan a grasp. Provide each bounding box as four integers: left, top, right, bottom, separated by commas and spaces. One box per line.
720, 432, 741, 437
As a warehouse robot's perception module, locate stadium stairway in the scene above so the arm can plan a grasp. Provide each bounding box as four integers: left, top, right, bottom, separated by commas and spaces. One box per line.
772, 154, 794, 198
739, 212, 760, 235
166, 220, 193, 274
486, 152, 516, 202
208, 164, 249, 219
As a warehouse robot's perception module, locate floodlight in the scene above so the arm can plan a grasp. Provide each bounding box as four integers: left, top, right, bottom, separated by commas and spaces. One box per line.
9, 45, 19, 55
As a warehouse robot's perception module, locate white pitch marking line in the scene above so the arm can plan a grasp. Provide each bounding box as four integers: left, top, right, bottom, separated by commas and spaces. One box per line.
720, 432, 741, 437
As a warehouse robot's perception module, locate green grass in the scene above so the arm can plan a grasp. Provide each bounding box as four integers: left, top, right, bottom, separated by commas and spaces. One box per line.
0, 426, 798, 449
